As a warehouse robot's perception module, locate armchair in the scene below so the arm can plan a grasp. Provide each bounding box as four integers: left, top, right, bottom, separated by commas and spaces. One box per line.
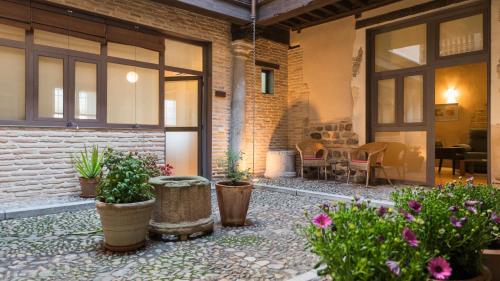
296, 140, 328, 180
347, 142, 393, 187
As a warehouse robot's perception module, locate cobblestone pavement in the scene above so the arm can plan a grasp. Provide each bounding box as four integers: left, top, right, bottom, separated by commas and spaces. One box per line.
254, 177, 420, 201
0, 189, 329, 281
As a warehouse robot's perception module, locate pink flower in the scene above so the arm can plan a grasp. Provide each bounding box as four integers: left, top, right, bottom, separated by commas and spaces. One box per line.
312, 213, 332, 229
402, 227, 420, 247
403, 211, 415, 222
428, 257, 452, 280
385, 260, 400, 276
377, 206, 387, 217
408, 200, 422, 213
450, 216, 467, 228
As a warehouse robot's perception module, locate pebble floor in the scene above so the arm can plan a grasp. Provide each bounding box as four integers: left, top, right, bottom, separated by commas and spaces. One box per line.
0, 189, 329, 281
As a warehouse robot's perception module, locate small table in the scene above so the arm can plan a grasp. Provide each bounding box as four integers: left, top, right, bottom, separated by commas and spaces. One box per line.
435, 147, 465, 175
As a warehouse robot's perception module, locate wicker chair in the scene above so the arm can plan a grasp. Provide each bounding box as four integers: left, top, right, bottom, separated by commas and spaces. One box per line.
347, 142, 393, 187
296, 140, 328, 180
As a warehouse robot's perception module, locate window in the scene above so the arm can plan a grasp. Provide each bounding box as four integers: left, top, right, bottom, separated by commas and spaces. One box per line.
34, 30, 100, 54
261, 69, 274, 94
74, 62, 97, 120
108, 42, 159, 64
165, 39, 203, 71
375, 24, 427, 72
38, 56, 64, 119
439, 14, 483, 56
0, 46, 25, 120
107, 63, 159, 125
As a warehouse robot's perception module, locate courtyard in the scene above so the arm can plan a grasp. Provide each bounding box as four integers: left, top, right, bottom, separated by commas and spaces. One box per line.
1, 189, 327, 281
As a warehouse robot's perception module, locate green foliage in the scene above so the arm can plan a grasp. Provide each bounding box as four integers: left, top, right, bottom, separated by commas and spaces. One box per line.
96, 148, 154, 204
72, 145, 104, 179
304, 201, 432, 281
217, 150, 251, 185
392, 181, 499, 279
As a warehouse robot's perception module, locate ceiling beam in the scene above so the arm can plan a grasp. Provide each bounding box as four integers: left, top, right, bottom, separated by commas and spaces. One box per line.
332, 2, 350, 12
153, 0, 251, 24
291, 0, 399, 31
257, 0, 342, 25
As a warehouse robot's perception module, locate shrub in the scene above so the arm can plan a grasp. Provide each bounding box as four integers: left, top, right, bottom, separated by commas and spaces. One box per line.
392, 180, 499, 279
72, 145, 104, 179
217, 151, 251, 185
96, 148, 154, 204
304, 200, 433, 281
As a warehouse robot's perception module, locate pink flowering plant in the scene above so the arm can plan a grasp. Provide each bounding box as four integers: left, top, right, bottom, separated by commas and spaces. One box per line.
392, 180, 499, 279
304, 199, 433, 281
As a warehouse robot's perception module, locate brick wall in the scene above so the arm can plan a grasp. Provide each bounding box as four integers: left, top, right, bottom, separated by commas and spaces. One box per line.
0, 128, 164, 203
242, 38, 289, 175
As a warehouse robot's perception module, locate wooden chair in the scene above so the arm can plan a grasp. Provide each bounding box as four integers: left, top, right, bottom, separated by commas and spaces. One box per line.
296, 140, 328, 180
347, 142, 393, 187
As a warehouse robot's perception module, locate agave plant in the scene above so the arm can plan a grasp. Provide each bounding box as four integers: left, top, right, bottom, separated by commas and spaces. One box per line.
73, 145, 104, 179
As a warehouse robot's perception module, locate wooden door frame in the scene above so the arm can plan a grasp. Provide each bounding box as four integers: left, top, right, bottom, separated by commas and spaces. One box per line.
366, 1, 491, 186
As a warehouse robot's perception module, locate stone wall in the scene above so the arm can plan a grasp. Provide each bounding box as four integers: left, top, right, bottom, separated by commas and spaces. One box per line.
0, 128, 164, 203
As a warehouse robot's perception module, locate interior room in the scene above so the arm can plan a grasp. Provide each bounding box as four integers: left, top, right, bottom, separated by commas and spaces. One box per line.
434, 62, 488, 185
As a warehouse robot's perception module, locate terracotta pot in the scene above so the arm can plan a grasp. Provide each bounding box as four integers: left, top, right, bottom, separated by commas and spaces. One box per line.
79, 177, 98, 198
96, 199, 155, 252
430, 266, 491, 281
215, 181, 252, 227
483, 249, 500, 281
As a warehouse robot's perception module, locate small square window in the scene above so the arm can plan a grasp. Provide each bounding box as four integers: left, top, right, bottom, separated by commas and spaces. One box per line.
261, 69, 274, 94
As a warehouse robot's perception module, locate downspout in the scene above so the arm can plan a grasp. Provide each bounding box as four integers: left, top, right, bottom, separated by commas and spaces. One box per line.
251, 0, 257, 175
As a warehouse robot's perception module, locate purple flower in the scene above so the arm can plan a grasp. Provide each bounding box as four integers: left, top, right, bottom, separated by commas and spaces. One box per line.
408, 200, 422, 213
312, 213, 332, 229
465, 200, 480, 207
377, 235, 385, 242
427, 257, 452, 280
402, 227, 420, 247
450, 216, 467, 228
436, 184, 443, 190
377, 206, 387, 217
448, 206, 459, 213
466, 176, 474, 183
403, 211, 415, 222
386, 260, 400, 276
492, 212, 500, 224
466, 206, 477, 214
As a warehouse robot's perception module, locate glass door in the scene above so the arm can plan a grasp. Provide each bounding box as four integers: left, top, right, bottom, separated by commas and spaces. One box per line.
164, 77, 202, 176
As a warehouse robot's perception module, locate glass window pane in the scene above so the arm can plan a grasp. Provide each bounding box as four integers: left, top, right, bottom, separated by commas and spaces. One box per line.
34, 30, 100, 54
440, 14, 483, 56
377, 79, 396, 124
375, 24, 426, 72
107, 63, 159, 125
165, 80, 198, 127
0, 23, 25, 42
38, 56, 64, 119
261, 71, 267, 93
404, 75, 424, 123
165, 39, 203, 71
0, 46, 25, 120
165, 131, 198, 176
75, 62, 97, 120
107, 42, 159, 64
375, 131, 427, 183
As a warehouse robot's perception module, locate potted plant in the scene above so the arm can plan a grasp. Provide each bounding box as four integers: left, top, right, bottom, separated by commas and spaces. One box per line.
72, 145, 104, 198
392, 181, 498, 280
216, 151, 252, 227
304, 200, 434, 280
95, 148, 156, 252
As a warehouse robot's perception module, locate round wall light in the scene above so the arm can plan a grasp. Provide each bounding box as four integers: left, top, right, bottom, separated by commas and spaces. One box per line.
126, 71, 139, 83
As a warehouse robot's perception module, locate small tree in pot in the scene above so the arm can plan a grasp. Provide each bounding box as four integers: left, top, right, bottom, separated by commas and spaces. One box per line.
216, 151, 252, 227
73, 145, 104, 198
95, 148, 156, 252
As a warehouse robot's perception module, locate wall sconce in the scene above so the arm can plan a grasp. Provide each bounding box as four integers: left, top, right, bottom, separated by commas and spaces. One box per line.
126, 71, 139, 83
445, 88, 458, 104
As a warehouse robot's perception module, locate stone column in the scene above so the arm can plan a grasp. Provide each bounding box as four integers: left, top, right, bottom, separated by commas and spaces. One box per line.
229, 40, 253, 154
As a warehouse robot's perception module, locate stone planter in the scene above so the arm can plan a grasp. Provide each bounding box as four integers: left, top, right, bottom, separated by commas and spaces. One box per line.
96, 199, 155, 252
79, 177, 98, 198
264, 150, 296, 178
483, 249, 500, 281
216, 181, 252, 227
148, 176, 213, 241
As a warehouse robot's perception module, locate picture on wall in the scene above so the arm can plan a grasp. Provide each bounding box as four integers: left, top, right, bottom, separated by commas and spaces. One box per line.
435, 103, 459, 121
